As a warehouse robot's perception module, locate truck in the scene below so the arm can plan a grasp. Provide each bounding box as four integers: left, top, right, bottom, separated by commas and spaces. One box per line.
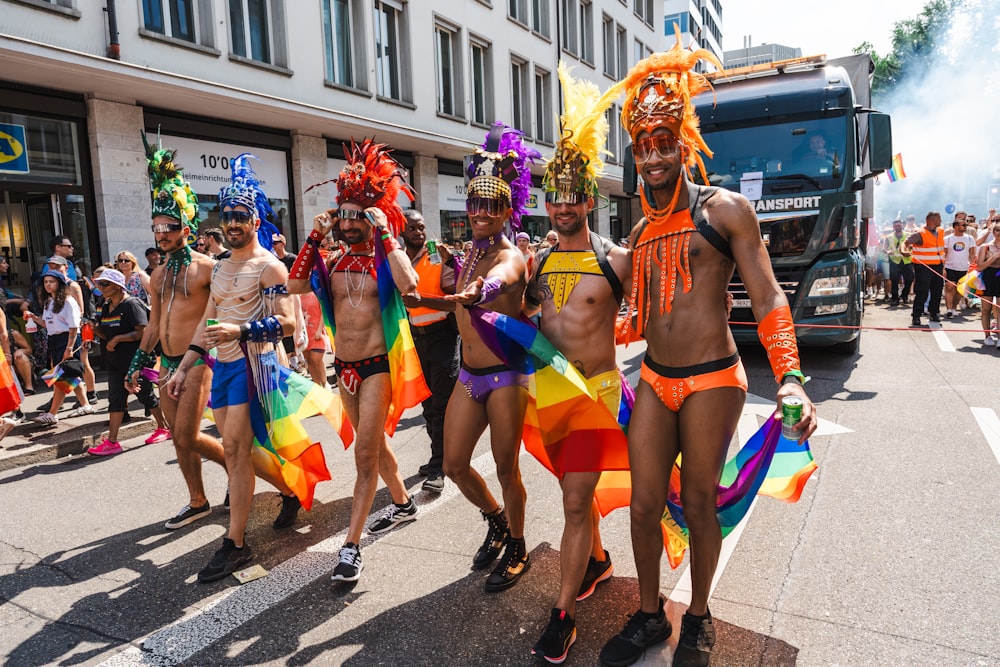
625, 54, 893, 354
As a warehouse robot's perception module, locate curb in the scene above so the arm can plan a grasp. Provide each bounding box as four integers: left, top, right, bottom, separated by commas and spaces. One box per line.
0, 418, 157, 472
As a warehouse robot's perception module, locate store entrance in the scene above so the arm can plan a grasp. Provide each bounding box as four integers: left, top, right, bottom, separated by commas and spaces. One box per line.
0, 190, 59, 295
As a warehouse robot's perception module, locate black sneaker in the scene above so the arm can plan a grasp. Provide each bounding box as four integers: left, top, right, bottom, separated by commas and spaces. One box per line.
417, 462, 433, 477
929, 314, 941, 323
87, 391, 99, 404
577, 549, 614, 601
367, 498, 418, 534
484, 537, 530, 592
911, 317, 922, 327
273, 493, 301, 529
197, 537, 252, 583
473, 508, 510, 570
599, 593, 671, 667
121, 411, 131, 424
421, 472, 445, 494
223, 488, 230, 510
531, 608, 577, 664
164, 502, 211, 530
672, 610, 715, 667
331, 542, 363, 582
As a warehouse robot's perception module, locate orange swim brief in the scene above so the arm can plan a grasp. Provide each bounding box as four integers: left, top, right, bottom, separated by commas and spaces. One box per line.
639, 352, 748, 412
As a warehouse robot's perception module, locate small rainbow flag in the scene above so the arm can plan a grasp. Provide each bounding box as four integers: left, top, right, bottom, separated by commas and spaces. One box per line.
660, 416, 817, 569
311, 239, 429, 439
886, 153, 907, 183
41, 364, 81, 394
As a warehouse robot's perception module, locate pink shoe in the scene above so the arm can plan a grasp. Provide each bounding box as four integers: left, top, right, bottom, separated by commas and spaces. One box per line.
88, 438, 122, 457
144, 427, 171, 445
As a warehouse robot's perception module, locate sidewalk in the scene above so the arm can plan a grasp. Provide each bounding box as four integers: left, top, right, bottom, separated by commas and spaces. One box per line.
0, 371, 160, 472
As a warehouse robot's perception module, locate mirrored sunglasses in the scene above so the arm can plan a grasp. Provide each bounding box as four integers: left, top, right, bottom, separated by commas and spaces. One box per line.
544, 192, 588, 205
220, 210, 254, 225
631, 134, 681, 162
465, 197, 506, 218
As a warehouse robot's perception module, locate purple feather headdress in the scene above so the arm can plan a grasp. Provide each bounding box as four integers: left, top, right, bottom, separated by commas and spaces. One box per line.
219, 153, 279, 250
465, 122, 540, 230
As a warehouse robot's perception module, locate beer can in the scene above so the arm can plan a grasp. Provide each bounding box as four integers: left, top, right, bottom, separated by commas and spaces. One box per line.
427, 239, 441, 264
781, 396, 804, 440
206, 318, 218, 328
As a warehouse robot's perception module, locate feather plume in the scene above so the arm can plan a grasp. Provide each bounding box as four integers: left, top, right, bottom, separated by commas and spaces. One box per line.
333, 138, 414, 237
142, 130, 200, 231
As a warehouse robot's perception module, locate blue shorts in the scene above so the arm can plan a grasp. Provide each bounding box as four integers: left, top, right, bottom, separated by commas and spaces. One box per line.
211, 358, 249, 409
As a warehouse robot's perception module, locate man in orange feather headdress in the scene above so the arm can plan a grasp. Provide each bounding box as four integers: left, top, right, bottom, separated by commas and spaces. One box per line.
598, 33, 818, 667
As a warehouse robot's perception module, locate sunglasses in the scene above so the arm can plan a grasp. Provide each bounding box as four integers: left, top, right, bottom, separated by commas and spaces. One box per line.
335, 209, 367, 220
151, 222, 183, 233
116, 258, 132, 264
220, 210, 254, 225
631, 134, 681, 162
545, 192, 588, 205
466, 197, 507, 218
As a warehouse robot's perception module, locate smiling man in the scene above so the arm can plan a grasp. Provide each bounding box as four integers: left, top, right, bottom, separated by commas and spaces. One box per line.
440, 123, 539, 593
599, 40, 817, 667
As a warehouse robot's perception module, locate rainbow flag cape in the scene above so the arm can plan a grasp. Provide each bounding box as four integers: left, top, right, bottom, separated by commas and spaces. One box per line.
0, 346, 21, 415
245, 349, 344, 510
468, 308, 632, 514
886, 153, 907, 183
311, 241, 429, 438
660, 416, 817, 569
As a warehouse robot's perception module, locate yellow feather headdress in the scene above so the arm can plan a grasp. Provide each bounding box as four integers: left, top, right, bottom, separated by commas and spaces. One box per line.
543, 62, 625, 197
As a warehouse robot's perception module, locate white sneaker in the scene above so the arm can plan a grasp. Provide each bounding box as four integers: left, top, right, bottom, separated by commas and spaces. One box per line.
67, 404, 95, 418
985, 336, 996, 347
0, 417, 18, 441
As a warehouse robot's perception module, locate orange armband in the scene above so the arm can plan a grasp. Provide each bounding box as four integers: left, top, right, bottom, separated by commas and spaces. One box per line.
758, 305, 803, 385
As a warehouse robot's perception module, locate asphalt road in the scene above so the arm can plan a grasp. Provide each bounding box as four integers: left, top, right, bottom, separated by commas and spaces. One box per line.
2, 298, 999, 667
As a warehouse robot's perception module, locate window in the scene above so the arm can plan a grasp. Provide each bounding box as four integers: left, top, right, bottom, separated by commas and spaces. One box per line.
602, 15, 615, 77
470, 38, 493, 125
605, 105, 619, 164
534, 66, 553, 143
634, 39, 644, 66
231, 0, 269, 62
509, 0, 528, 24
634, 0, 653, 26
580, 1, 593, 64
664, 12, 689, 34
435, 22, 462, 117
616, 25, 627, 76
561, 0, 577, 55
530, 0, 550, 37
143, 0, 202, 43
374, 0, 407, 101
322, 0, 359, 87
511, 57, 530, 136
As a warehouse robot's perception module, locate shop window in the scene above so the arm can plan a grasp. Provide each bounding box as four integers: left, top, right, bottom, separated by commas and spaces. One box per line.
374, 0, 410, 102
470, 37, 493, 126
229, 0, 288, 67
435, 20, 463, 118
322, 0, 364, 89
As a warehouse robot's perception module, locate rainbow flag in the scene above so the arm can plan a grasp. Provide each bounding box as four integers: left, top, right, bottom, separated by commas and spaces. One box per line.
886, 153, 907, 183
41, 364, 81, 394
245, 349, 343, 510
957, 269, 985, 297
660, 416, 818, 569
311, 241, 429, 438
468, 309, 633, 514
0, 346, 21, 415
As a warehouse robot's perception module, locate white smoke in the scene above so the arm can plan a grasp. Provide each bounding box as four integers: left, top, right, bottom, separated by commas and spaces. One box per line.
874, 0, 1000, 226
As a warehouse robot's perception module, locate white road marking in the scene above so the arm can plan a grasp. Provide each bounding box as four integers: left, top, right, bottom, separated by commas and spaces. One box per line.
98, 448, 503, 667
928, 322, 956, 352
971, 407, 1000, 466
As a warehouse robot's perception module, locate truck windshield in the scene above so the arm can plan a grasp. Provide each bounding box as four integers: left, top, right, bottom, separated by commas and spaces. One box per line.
697, 118, 847, 194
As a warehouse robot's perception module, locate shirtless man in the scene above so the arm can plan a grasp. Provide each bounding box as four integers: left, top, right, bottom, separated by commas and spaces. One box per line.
599, 45, 817, 667
526, 67, 631, 664
167, 155, 299, 583
287, 140, 422, 584
441, 123, 539, 593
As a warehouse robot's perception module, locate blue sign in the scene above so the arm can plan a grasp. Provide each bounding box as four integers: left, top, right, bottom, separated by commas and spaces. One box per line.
944, 203, 956, 214
0, 123, 29, 174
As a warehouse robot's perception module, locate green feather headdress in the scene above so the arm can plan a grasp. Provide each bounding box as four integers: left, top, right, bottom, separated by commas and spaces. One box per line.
143, 131, 200, 233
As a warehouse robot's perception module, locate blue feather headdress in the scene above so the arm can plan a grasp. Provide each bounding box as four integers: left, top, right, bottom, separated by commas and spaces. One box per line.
218, 153, 279, 250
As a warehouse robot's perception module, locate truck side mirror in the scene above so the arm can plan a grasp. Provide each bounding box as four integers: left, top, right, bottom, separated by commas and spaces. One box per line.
867, 113, 892, 172
623, 143, 638, 196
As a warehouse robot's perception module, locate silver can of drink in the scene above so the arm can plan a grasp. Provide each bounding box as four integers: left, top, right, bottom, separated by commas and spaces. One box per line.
781, 396, 804, 440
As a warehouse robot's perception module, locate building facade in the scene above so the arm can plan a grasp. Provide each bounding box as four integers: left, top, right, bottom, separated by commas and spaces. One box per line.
662, 0, 722, 65
0, 0, 661, 292
723, 42, 802, 70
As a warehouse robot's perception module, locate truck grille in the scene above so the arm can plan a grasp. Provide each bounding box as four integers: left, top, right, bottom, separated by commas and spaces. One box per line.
729, 268, 805, 318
